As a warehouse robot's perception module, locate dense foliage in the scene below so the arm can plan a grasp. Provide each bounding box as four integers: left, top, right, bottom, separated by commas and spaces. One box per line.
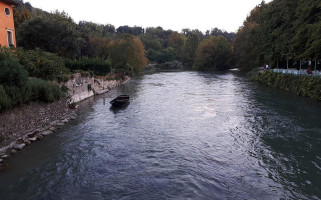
234, 0, 321, 71
141, 27, 235, 70
109, 34, 148, 74
256, 71, 321, 101
65, 57, 111, 76
193, 36, 233, 71
17, 48, 69, 81
17, 12, 84, 58
0, 48, 62, 112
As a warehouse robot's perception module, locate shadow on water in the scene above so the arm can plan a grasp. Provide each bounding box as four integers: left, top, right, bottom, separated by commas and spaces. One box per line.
109, 103, 131, 114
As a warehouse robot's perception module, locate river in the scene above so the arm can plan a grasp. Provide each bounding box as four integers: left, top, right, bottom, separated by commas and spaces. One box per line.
1, 71, 321, 199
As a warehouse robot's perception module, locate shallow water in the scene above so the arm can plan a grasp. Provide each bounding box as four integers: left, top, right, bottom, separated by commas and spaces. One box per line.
1, 71, 321, 199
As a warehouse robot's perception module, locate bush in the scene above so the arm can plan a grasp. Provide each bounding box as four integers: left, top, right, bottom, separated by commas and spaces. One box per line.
28, 77, 62, 102
0, 47, 29, 87
0, 78, 62, 112
256, 71, 321, 101
60, 85, 69, 95
17, 48, 69, 81
56, 74, 69, 83
65, 57, 111, 75
0, 85, 11, 111
0, 47, 63, 112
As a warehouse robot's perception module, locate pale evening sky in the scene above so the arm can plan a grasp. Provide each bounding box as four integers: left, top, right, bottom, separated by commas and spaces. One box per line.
25, 0, 272, 33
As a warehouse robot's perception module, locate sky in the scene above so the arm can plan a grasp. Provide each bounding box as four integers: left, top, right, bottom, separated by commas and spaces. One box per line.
25, 0, 272, 33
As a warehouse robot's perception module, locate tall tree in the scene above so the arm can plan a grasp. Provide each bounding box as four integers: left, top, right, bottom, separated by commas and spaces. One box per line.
109, 34, 148, 73
193, 36, 233, 71
234, 5, 263, 71
17, 11, 84, 58
183, 33, 200, 68
168, 32, 186, 61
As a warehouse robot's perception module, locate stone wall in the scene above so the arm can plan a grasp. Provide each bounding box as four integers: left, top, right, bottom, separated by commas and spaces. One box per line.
66, 73, 126, 103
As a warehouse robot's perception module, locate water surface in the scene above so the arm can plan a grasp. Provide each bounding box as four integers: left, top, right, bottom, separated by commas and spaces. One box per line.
1, 72, 321, 199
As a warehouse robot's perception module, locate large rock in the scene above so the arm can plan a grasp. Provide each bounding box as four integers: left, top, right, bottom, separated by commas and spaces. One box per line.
14, 143, 25, 150
61, 119, 69, 123
56, 123, 65, 127
28, 137, 37, 142
50, 127, 57, 131
41, 131, 53, 136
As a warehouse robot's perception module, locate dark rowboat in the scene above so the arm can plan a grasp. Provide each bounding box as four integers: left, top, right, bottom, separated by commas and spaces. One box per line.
110, 95, 130, 107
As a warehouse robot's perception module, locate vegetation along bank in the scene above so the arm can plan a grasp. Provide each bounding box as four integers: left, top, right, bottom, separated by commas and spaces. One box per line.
255, 71, 321, 101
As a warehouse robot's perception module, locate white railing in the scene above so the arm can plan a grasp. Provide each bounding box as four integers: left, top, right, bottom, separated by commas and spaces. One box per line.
272, 69, 321, 77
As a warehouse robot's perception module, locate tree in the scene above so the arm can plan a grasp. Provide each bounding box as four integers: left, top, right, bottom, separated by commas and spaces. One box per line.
109, 34, 148, 73
78, 21, 104, 37
85, 36, 111, 59
13, 6, 32, 28
233, 0, 321, 70
17, 11, 84, 58
292, 0, 321, 59
183, 33, 200, 68
168, 32, 186, 61
234, 5, 262, 71
193, 36, 233, 71
117, 25, 144, 36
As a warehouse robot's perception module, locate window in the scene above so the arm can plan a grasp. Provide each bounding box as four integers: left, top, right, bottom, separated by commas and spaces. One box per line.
5, 7, 10, 16
7, 31, 13, 47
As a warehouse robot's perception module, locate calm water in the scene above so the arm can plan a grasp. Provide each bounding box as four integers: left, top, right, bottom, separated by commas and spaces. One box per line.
1, 71, 321, 200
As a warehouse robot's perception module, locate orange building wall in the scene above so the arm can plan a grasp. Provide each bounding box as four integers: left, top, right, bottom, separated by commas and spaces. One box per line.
0, 1, 16, 47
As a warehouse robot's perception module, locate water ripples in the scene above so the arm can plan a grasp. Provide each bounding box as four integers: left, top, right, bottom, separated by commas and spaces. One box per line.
1, 72, 321, 199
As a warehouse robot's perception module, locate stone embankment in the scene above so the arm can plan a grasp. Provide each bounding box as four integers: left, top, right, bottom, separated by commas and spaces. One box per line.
0, 99, 74, 166
0, 74, 130, 167
67, 73, 130, 103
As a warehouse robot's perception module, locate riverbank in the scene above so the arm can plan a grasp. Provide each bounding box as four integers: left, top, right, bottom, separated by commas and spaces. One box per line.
0, 74, 130, 167
255, 70, 321, 101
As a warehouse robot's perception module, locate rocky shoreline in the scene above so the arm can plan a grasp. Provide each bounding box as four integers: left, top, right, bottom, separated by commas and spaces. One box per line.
0, 75, 131, 169
0, 111, 76, 167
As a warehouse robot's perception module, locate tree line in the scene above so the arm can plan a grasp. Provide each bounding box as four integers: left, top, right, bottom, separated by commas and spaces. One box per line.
13, 0, 319, 74
12, 0, 236, 72
234, 0, 321, 71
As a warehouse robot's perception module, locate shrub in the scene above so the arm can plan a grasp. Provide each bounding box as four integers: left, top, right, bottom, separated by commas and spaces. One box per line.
0, 85, 11, 111
256, 71, 321, 101
17, 48, 69, 81
65, 57, 111, 75
56, 74, 69, 83
0, 47, 63, 112
0, 47, 29, 87
0, 78, 63, 112
60, 85, 69, 95
28, 77, 62, 102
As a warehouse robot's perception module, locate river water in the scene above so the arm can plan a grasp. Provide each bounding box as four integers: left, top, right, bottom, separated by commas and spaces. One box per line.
1, 71, 321, 200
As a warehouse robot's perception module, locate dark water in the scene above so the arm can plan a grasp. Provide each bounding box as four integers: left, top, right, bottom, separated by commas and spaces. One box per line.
1, 72, 321, 200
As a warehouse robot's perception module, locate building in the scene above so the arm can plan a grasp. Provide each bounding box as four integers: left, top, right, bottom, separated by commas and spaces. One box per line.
0, 0, 18, 47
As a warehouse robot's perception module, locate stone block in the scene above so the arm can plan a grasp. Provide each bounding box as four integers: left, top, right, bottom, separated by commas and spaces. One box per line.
14, 143, 25, 150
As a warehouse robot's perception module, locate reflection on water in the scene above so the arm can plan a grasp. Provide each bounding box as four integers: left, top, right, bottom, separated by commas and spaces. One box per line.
0, 72, 321, 200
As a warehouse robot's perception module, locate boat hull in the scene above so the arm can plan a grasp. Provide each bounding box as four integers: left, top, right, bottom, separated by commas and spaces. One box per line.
110, 95, 130, 107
